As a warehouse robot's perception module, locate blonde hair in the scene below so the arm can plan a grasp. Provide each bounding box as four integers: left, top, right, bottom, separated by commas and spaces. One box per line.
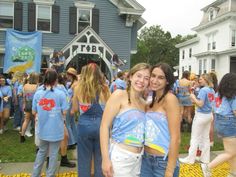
76, 63, 110, 103
126, 63, 150, 104
201, 73, 213, 88
12, 71, 24, 84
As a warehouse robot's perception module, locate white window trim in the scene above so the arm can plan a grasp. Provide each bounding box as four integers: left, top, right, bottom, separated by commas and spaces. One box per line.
74, 1, 95, 9
0, 2, 14, 31
34, 0, 55, 6
77, 8, 92, 34
36, 5, 52, 33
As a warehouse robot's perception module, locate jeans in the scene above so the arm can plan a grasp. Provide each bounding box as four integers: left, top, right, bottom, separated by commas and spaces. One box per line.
141, 151, 180, 177
214, 113, 236, 138
110, 142, 142, 177
32, 139, 61, 177
77, 102, 103, 177
65, 106, 77, 145
13, 96, 23, 128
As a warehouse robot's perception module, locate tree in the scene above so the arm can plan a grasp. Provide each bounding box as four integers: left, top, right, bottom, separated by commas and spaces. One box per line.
131, 25, 196, 68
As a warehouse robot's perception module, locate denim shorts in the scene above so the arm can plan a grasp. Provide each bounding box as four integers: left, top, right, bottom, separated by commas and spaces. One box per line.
141, 151, 180, 177
214, 114, 236, 138
178, 96, 192, 106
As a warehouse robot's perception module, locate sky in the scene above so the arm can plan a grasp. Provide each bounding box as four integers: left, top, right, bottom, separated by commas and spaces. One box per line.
136, 0, 216, 36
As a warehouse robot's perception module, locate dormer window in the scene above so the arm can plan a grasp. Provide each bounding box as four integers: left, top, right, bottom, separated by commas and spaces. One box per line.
0, 2, 14, 29
207, 7, 218, 21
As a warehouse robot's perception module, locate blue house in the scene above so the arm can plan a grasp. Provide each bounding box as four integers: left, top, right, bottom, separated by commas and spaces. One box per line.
0, 0, 146, 78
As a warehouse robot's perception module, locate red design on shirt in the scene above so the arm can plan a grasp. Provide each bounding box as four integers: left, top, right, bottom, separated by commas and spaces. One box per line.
80, 105, 91, 112
39, 98, 55, 111
208, 93, 214, 102
215, 97, 222, 108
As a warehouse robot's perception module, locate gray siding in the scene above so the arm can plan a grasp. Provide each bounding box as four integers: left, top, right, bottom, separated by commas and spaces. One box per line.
0, 0, 137, 70
131, 22, 137, 52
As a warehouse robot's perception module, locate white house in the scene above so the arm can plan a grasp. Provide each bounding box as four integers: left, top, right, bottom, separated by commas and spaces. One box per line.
176, 0, 236, 81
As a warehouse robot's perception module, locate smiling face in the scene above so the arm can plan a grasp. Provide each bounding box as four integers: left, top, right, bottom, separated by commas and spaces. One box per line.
150, 67, 168, 92
130, 69, 150, 93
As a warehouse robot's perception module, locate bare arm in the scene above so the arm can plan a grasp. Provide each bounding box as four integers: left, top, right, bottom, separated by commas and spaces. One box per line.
71, 86, 79, 115
190, 93, 204, 107
100, 90, 123, 177
165, 93, 181, 177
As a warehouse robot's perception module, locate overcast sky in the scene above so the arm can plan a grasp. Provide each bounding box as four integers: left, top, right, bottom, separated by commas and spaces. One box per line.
136, 0, 215, 36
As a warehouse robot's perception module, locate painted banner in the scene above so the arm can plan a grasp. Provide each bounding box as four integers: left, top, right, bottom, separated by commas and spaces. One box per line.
4, 29, 42, 73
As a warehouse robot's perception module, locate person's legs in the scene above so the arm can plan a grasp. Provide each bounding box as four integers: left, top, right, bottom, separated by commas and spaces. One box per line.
46, 141, 61, 177
208, 137, 236, 169
3, 108, 10, 130
60, 126, 75, 168
32, 139, 49, 177
20, 112, 31, 142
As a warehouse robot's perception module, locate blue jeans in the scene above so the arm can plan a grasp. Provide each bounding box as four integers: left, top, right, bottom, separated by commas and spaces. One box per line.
214, 113, 236, 138
77, 102, 103, 177
141, 152, 180, 177
65, 106, 77, 145
13, 96, 23, 128
32, 139, 61, 177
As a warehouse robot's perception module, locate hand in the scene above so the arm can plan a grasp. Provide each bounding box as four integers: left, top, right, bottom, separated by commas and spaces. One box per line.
102, 159, 114, 177
3, 97, 8, 102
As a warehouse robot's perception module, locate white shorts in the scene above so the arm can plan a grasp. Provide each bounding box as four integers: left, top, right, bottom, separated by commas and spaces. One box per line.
110, 142, 142, 177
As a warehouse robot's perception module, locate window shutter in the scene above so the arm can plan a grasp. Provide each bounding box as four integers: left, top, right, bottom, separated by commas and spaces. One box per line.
69, 6, 77, 34
14, 2, 23, 31
28, 2, 36, 32
92, 8, 99, 34
52, 5, 60, 33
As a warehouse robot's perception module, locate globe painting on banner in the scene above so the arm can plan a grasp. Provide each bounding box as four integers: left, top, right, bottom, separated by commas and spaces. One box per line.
3, 29, 42, 73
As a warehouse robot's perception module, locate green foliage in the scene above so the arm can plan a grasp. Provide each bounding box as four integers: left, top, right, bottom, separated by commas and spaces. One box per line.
131, 25, 196, 68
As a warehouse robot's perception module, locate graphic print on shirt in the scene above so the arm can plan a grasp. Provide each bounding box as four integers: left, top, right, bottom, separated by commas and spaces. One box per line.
145, 119, 165, 154
215, 96, 222, 108
124, 121, 144, 146
208, 93, 214, 102
80, 104, 91, 112
39, 98, 55, 111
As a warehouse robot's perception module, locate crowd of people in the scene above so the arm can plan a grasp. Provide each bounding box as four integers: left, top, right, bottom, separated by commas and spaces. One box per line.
0, 61, 235, 177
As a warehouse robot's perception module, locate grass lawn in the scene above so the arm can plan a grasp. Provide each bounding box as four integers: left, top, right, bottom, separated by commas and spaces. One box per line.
0, 119, 224, 163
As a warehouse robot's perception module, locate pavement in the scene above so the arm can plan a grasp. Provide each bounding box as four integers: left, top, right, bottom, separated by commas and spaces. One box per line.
0, 151, 230, 177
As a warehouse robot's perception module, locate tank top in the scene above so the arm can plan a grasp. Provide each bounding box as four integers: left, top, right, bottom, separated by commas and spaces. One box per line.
112, 109, 145, 147
145, 111, 170, 158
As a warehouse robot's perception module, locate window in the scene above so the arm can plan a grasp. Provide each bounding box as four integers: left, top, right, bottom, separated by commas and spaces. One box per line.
182, 66, 184, 74
0, 2, 14, 29
231, 29, 236, 47
199, 59, 202, 75
77, 9, 91, 33
207, 34, 216, 50
36, 5, 51, 32
189, 65, 191, 72
209, 10, 214, 21
182, 50, 185, 59
203, 59, 207, 73
189, 48, 192, 58
211, 59, 216, 71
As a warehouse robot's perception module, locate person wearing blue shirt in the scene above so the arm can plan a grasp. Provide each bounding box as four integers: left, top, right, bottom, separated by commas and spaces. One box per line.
0, 90, 4, 134
0, 76, 12, 132
31, 69, 68, 177
100, 63, 150, 177
201, 73, 236, 177
180, 73, 215, 165
141, 63, 180, 177
110, 71, 126, 93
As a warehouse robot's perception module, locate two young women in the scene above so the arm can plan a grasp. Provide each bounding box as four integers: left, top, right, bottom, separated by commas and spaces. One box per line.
100, 63, 180, 177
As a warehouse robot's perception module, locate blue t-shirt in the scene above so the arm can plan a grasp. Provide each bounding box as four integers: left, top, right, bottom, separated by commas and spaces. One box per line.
0, 85, 12, 97
197, 86, 215, 113
0, 91, 3, 112
110, 78, 126, 93
32, 87, 69, 142
214, 93, 236, 117
17, 84, 23, 96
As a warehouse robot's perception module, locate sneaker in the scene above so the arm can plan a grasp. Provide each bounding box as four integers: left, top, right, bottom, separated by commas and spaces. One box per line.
201, 163, 211, 177
13, 126, 21, 131
179, 157, 194, 164
25, 131, 33, 137
0, 129, 3, 134
60, 157, 76, 168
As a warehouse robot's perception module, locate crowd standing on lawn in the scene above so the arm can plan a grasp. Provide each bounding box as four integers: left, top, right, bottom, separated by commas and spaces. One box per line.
0, 59, 235, 177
